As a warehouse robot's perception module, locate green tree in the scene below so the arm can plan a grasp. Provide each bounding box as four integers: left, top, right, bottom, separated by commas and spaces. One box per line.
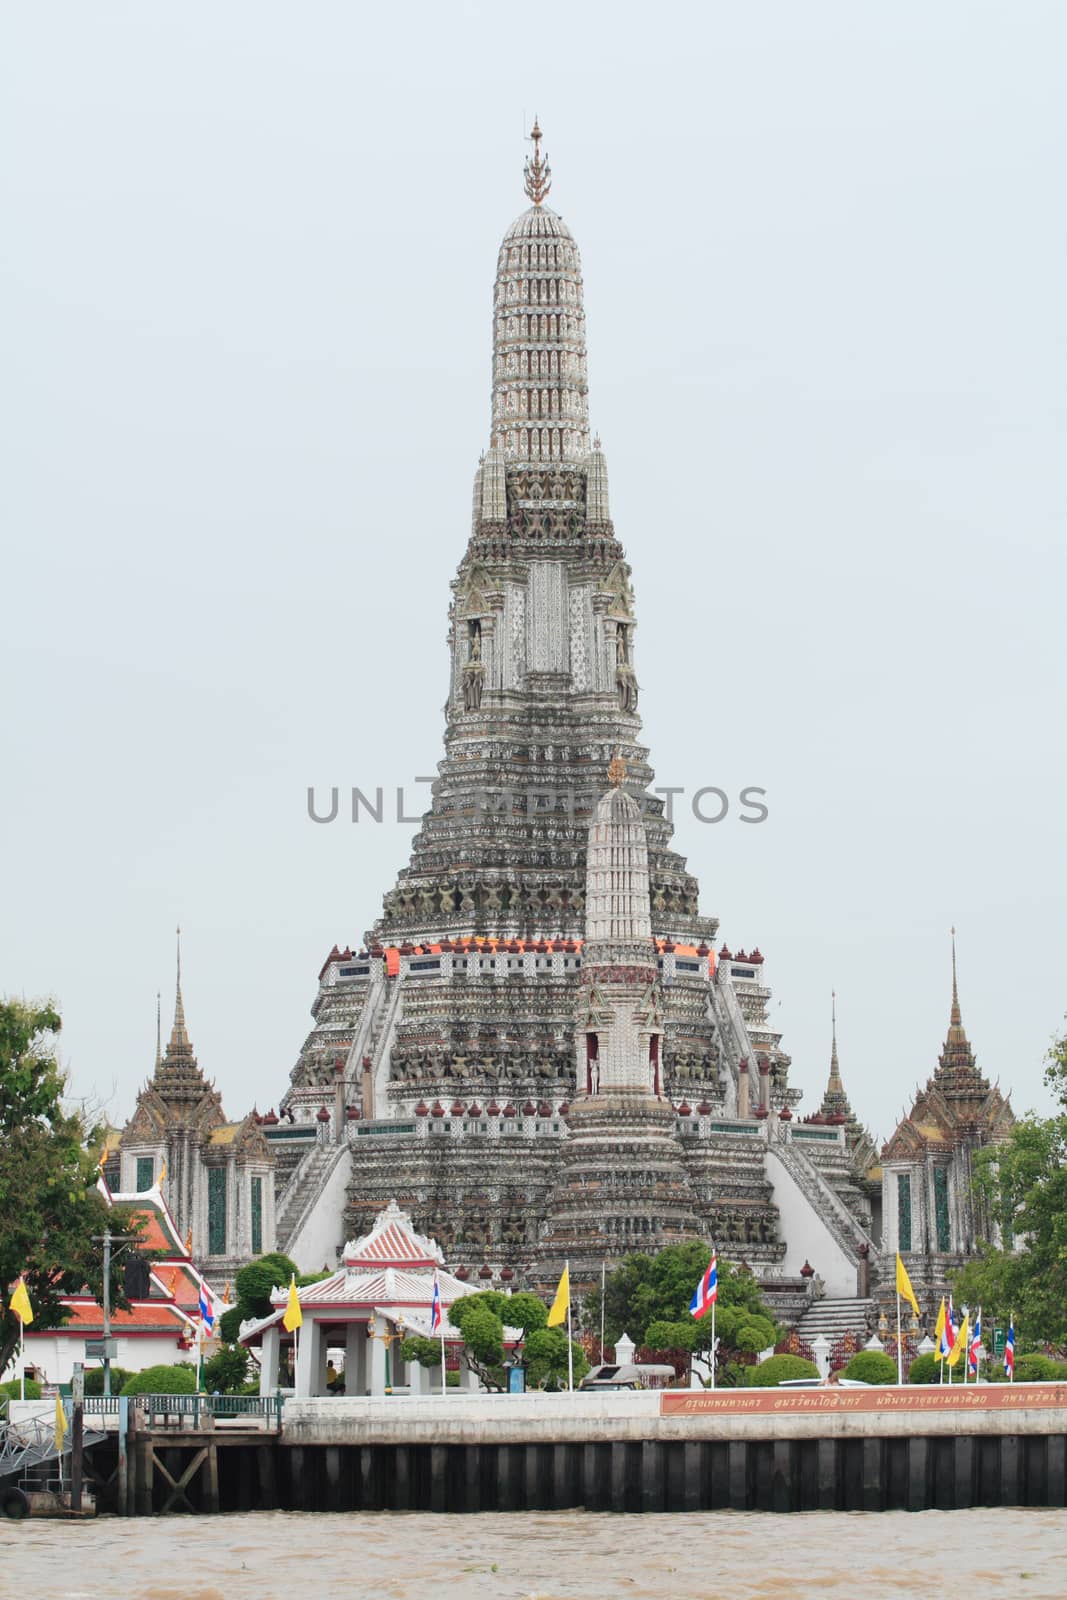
586, 1244, 778, 1378
0, 1001, 133, 1377
952, 1028, 1067, 1344
233, 1253, 299, 1319
216, 1251, 304, 1343
445, 1291, 587, 1391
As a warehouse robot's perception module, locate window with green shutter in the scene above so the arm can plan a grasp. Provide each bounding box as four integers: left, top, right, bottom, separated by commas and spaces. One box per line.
136, 1156, 154, 1192
934, 1167, 951, 1252
208, 1168, 227, 1255
897, 1173, 912, 1253
250, 1175, 263, 1257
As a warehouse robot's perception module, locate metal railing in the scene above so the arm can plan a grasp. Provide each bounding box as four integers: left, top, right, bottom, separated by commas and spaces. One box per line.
130, 1393, 283, 1427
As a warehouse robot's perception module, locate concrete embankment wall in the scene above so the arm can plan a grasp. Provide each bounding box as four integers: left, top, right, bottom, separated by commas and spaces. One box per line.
268, 1389, 1067, 1514
87, 1387, 1067, 1514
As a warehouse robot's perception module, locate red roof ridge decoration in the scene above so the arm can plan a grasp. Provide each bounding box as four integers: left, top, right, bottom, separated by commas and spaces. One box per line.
342, 1199, 444, 1270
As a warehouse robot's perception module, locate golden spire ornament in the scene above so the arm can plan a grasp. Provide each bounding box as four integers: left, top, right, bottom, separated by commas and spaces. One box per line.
607, 752, 627, 788
523, 118, 552, 206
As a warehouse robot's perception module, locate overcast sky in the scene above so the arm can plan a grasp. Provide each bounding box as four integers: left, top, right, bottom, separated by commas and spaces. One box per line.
2, 2, 1064, 1145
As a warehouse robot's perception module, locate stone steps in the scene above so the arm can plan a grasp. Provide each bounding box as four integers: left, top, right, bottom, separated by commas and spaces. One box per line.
794, 1296, 875, 1346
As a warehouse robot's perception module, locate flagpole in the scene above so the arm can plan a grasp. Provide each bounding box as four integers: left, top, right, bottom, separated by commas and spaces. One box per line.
19, 1318, 25, 1403
895, 1292, 902, 1385
566, 1259, 573, 1394
710, 1299, 716, 1391
439, 1323, 447, 1399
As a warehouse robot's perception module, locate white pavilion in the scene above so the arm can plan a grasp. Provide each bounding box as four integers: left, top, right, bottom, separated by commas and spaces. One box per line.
243, 1201, 479, 1397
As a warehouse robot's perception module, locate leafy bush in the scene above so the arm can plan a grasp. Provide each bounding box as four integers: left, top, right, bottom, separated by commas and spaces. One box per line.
745, 1354, 819, 1387
907, 1352, 941, 1385
202, 1344, 250, 1394
120, 1363, 197, 1396
218, 1306, 244, 1344
1, 1379, 41, 1400
83, 1366, 131, 1396
844, 1350, 898, 1385
1012, 1353, 1055, 1382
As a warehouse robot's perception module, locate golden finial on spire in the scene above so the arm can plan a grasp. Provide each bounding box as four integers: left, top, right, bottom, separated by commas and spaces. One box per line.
607, 751, 627, 788
523, 118, 552, 206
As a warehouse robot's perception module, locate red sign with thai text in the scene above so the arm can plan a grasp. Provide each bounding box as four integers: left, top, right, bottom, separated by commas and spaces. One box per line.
660, 1384, 1067, 1416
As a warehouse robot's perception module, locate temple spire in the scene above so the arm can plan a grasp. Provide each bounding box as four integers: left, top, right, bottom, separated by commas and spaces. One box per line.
950, 925, 962, 1028
170, 925, 190, 1051
523, 118, 551, 206
828, 990, 842, 1090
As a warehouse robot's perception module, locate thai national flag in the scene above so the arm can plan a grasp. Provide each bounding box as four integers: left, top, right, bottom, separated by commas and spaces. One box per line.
1004, 1316, 1015, 1379
430, 1270, 442, 1335
198, 1282, 215, 1333
689, 1252, 718, 1320
969, 1307, 982, 1375
940, 1296, 956, 1359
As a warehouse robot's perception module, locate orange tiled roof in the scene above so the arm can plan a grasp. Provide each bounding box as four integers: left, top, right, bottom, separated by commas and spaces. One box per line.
51, 1300, 190, 1333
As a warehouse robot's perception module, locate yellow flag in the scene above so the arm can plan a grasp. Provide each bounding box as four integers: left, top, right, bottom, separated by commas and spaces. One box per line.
933, 1297, 947, 1346
54, 1394, 67, 1452
282, 1275, 302, 1332
9, 1276, 34, 1326
895, 1253, 920, 1318
547, 1264, 570, 1328
947, 1311, 969, 1367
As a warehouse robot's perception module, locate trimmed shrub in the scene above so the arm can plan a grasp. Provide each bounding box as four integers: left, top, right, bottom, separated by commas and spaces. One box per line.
120, 1364, 197, 1396
844, 1350, 898, 1385
907, 1352, 941, 1385
1012, 1354, 1055, 1383
1, 1379, 41, 1400
745, 1354, 819, 1387
83, 1367, 132, 1396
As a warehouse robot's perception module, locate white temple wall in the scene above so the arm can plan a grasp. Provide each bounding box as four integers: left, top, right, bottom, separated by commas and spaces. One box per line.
287, 1146, 351, 1274
764, 1145, 858, 1299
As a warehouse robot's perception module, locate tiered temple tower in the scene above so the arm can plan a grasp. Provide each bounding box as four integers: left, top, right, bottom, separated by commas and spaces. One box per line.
274, 130, 879, 1303
120, 933, 275, 1275
880, 933, 1014, 1309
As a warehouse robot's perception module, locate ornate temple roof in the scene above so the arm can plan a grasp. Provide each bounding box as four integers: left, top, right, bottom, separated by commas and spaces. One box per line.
933, 930, 989, 1100
815, 992, 879, 1175
490, 121, 589, 461
123, 931, 227, 1138
342, 1199, 443, 1270
818, 992, 851, 1122
881, 934, 1013, 1160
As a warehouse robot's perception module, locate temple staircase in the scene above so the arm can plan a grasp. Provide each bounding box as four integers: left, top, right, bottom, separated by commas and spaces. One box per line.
794, 1296, 875, 1352
275, 1141, 341, 1253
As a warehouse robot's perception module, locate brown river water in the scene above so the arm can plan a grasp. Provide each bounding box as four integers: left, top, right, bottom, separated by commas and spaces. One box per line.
4, 1508, 1067, 1600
